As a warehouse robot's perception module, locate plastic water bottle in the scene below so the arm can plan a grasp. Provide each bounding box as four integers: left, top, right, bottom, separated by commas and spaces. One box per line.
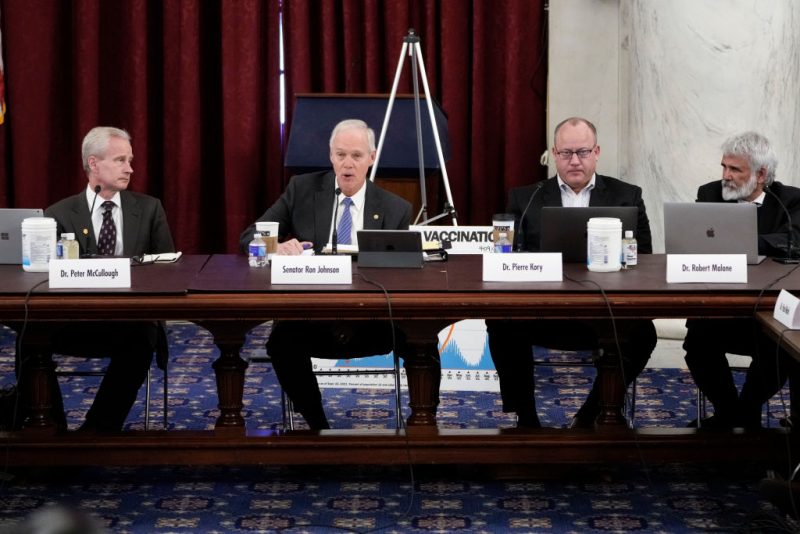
248, 233, 267, 267
57, 233, 79, 260
494, 232, 512, 253
621, 230, 638, 268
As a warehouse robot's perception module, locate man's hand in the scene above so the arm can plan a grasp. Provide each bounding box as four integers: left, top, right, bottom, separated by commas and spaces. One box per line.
277, 239, 313, 255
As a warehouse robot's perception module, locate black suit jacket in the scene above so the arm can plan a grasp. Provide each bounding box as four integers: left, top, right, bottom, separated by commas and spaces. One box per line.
696, 180, 800, 257
509, 174, 652, 253
45, 189, 175, 257
239, 170, 413, 253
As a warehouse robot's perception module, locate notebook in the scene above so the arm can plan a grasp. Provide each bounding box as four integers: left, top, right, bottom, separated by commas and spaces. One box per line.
539, 206, 638, 262
0, 208, 44, 264
664, 202, 765, 264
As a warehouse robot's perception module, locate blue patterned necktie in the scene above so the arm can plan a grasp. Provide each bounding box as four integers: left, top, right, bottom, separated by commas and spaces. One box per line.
337, 197, 354, 245
97, 200, 117, 256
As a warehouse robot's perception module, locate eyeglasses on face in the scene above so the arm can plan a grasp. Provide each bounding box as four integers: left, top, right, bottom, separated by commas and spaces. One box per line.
554, 146, 596, 160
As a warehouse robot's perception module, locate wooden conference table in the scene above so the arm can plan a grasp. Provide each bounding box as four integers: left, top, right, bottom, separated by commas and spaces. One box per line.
1, 254, 799, 466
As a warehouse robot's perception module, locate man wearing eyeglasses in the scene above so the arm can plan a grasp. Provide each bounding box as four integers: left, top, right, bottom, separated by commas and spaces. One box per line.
485, 117, 656, 429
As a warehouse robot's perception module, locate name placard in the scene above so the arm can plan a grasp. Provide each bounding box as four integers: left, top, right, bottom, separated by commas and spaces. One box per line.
482, 253, 563, 282
666, 254, 747, 283
271, 255, 352, 284
773, 289, 800, 329
411, 225, 494, 254
49, 258, 132, 288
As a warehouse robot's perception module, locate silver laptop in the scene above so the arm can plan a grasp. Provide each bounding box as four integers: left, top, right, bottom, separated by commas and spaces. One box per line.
0, 208, 44, 264
663, 202, 765, 264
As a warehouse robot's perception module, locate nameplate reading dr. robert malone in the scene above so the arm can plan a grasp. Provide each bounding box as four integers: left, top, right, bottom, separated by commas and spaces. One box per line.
666, 254, 747, 284
49, 258, 132, 289
482, 253, 563, 282
271, 255, 352, 284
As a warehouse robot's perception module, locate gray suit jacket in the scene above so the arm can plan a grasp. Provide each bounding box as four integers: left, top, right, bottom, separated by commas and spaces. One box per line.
45, 189, 175, 257
239, 170, 413, 253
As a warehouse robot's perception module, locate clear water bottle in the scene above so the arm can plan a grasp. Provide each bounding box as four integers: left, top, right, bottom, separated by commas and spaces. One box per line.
621, 230, 637, 268
494, 232, 512, 253
248, 232, 267, 267
58, 232, 79, 259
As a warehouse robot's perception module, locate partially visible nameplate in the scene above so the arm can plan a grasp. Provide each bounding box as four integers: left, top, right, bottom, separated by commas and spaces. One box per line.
49, 258, 132, 288
482, 253, 563, 282
271, 255, 352, 284
774, 289, 800, 329
666, 254, 747, 283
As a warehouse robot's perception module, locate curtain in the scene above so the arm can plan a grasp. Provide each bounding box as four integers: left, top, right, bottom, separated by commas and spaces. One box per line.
284, 0, 548, 226
0, 0, 546, 252
0, 0, 283, 253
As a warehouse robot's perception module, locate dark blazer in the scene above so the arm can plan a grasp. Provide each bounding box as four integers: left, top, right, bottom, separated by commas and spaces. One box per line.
45, 189, 175, 257
509, 174, 652, 253
239, 170, 413, 253
696, 180, 800, 257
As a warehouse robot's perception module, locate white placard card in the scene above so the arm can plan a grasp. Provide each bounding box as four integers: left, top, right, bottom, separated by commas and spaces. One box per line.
49, 258, 131, 288
666, 254, 747, 283
482, 253, 562, 282
271, 255, 352, 284
773, 289, 800, 329
410, 225, 494, 254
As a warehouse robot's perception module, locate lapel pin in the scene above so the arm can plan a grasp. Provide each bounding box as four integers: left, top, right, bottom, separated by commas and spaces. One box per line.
82, 228, 89, 236
373, 214, 379, 220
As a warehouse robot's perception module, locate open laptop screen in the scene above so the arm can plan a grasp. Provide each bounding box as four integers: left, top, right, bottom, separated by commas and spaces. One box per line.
663, 202, 764, 264
539, 206, 638, 262
0, 208, 44, 264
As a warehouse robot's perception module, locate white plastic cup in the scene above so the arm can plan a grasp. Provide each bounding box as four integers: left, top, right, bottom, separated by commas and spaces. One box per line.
586, 217, 622, 272
22, 217, 57, 272
256, 221, 279, 259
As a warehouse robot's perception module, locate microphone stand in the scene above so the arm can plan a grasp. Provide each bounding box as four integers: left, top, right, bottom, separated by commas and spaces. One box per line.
514, 181, 545, 252
81, 185, 102, 257
765, 185, 800, 264
331, 187, 342, 255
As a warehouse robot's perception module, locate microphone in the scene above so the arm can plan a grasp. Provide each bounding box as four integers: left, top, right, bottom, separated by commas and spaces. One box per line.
764, 185, 800, 264
81, 185, 102, 257
331, 187, 342, 255
513, 181, 545, 252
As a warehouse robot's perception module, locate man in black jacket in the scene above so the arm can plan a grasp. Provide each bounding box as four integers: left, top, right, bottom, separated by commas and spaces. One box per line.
240, 119, 422, 430
40, 126, 174, 432
685, 131, 800, 428
486, 117, 656, 428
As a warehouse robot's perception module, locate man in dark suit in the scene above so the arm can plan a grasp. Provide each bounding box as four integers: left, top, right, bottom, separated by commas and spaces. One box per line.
240, 119, 422, 430
684, 131, 800, 428
41, 126, 175, 432
486, 117, 657, 428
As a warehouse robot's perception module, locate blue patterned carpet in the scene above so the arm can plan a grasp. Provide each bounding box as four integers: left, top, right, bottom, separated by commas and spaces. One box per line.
1, 322, 798, 533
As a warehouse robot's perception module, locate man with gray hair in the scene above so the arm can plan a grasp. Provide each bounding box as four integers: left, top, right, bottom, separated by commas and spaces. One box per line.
685, 131, 800, 428
39, 126, 174, 432
239, 119, 421, 430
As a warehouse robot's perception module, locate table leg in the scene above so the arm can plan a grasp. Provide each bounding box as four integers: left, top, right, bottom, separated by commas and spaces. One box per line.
198, 321, 262, 434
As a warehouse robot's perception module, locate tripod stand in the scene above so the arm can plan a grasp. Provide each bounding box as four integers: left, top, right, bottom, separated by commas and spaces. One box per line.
368, 29, 458, 226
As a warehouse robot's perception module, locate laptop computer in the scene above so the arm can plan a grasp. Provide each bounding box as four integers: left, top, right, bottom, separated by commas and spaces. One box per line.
539, 206, 638, 262
357, 229, 423, 268
664, 202, 765, 264
0, 208, 44, 264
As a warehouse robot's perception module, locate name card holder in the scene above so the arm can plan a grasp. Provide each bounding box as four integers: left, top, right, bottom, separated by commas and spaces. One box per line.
774, 289, 800, 329
666, 254, 747, 283
482, 253, 563, 282
271, 255, 352, 284
49, 258, 132, 288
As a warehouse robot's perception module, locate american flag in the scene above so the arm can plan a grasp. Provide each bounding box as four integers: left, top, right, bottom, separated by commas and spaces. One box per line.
0, 7, 5, 124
